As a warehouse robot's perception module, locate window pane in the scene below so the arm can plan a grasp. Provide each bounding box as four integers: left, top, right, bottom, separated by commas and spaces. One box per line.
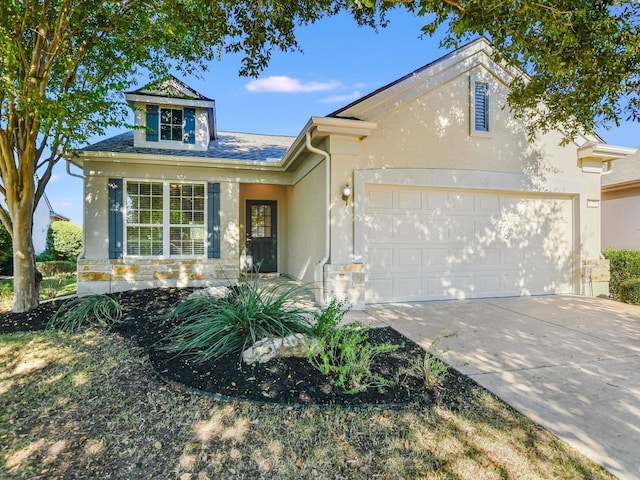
251, 204, 272, 238
160, 125, 171, 140
172, 126, 182, 141
161, 109, 172, 124
172, 110, 182, 125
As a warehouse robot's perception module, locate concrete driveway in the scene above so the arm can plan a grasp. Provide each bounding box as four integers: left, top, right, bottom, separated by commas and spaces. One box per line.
363, 295, 640, 480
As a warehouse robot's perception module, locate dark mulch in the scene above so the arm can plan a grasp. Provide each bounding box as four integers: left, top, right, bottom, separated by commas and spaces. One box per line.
1, 287, 477, 408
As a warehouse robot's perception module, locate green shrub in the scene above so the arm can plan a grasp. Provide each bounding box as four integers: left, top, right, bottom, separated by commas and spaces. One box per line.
0, 216, 11, 267
619, 277, 640, 305
602, 249, 640, 298
36, 260, 77, 277
308, 299, 401, 394
47, 294, 122, 333
161, 281, 313, 362
405, 352, 450, 387
43, 221, 83, 262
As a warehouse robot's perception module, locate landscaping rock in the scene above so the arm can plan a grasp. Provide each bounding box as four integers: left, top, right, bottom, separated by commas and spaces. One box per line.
242, 334, 318, 365
187, 286, 230, 300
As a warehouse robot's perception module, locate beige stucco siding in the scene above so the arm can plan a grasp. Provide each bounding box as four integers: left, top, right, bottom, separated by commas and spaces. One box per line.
287, 159, 327, 284
602, 186, 640, 250
83, 161, 240, 261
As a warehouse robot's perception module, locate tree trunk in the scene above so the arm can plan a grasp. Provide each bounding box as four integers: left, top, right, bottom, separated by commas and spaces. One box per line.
12, 201, 39, 312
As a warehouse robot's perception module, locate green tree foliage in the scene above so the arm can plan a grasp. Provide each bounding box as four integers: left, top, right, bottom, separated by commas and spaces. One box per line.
0, 212, 10, 266
0, 0, 387, 312
43, 221, 83, 262
410, 0, 640, 140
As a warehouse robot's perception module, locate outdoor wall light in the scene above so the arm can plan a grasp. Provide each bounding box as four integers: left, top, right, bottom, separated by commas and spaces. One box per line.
342, 182, 352, 204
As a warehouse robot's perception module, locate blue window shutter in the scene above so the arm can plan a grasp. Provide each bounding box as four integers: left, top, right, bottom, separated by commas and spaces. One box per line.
108, 178, 124, 259
474, 83, 489, 132
184, 108, 196, 144
146, 105, 159, 141
207, 182, 220, 258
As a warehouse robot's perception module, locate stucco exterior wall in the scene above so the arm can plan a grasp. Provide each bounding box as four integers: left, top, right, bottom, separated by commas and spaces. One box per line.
602, 187, 640, 250
287, 159, 326, 285
80, 160, 240, 293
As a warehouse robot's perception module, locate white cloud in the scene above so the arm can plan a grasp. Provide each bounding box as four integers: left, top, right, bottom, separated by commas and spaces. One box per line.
48, 174, 60, 183
319, 91, 362, 104
246, 76, 340, 93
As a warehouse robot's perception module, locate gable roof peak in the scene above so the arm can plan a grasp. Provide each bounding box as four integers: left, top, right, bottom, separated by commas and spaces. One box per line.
126, 75, 213, 102
328, 37, 510, 119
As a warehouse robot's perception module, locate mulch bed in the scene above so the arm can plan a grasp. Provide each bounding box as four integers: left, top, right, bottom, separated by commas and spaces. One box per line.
1, 287, 477, 408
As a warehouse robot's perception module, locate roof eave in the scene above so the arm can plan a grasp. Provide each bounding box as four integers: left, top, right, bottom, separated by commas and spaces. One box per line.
75, 150, 289, 171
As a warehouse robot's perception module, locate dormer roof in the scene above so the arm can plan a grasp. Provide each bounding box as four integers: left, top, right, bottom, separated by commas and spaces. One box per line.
125, 75, 215, 109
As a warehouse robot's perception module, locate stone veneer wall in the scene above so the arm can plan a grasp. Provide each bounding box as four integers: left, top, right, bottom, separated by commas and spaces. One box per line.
582, 259, 610, 297
77, 258, 240, 294
324, 263, 365, 309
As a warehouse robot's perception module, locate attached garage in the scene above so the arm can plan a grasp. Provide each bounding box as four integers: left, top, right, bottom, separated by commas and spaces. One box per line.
364, 185, 577, 303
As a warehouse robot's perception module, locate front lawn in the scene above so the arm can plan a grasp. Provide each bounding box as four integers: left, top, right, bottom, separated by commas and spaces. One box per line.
0, 286, 615, 479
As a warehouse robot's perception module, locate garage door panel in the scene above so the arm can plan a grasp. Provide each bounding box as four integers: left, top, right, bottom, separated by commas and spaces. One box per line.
365, 185, 575, 302
397, 190, 422, 209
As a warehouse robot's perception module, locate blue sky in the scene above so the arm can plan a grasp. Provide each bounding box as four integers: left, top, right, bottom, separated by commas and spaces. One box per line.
45, 10, 639, 225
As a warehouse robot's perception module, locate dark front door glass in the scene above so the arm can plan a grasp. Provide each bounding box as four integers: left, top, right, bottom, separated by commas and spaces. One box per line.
246, 200, 277, 272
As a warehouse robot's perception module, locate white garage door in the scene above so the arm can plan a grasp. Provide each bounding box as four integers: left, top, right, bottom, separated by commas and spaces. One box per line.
365, 185, 576, 303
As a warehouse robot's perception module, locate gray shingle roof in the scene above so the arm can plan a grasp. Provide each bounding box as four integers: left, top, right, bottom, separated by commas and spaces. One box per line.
602, 149, 640, 187
81, 131, 294, 162
126, 75, 213, 101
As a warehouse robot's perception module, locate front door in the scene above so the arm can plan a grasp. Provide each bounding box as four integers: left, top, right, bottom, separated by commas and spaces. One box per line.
246, 200, 277, 272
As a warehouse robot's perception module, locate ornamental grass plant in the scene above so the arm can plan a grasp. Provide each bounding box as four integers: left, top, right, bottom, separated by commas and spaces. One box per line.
47, 294, 122, 333
161, 280, 313, 362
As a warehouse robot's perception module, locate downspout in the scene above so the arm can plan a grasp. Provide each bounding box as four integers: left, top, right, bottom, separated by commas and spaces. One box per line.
66, 160, 87, 286
305, 131, 330, 306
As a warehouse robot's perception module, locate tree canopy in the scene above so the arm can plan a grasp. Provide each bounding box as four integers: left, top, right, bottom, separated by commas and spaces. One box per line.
0, 0, 386, 311
412, 0, 640, 141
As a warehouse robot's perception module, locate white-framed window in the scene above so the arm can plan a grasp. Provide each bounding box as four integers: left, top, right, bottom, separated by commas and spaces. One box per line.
145, 105, 196, 144
160, 108, 184, 141
470, 78, 492, 137
124, 180, 206, 257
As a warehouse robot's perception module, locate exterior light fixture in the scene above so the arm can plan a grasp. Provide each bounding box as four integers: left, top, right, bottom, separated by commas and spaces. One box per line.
342, 183, 352, 205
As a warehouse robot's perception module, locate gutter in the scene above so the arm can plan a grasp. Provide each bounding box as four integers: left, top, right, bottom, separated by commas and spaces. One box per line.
305, 131, 330, 306
65, 160, 87, 270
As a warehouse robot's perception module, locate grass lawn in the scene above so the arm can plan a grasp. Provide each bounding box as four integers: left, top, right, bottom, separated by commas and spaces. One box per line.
0, 321, 614, 478
0, 274, 77, 311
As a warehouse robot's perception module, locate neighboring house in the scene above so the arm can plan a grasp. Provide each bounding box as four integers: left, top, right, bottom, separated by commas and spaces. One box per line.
70, 39, 634, 306
1, 180, 69, 255
601, 150, 640, 250
32, 191, 70, 255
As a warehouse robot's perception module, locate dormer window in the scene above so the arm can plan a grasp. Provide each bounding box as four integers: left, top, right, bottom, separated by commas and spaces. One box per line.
161, 108, 183, 141
470, 78, 492, 137
145, 105, 195, 144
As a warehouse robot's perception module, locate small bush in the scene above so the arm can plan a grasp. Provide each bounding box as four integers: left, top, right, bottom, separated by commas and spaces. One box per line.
308, 299, 401, 394
162, 280, 313, 362
405, 352, 450, 387
43, 221, 83, 262
602, 248, 640, 298
47, 294, 122, 333
619, 277, 640, 305
36, 260, 77, 277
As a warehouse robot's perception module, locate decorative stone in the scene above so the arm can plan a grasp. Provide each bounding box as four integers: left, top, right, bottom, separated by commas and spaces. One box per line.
242, 334, 318, 365
187, 286, 230, 300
